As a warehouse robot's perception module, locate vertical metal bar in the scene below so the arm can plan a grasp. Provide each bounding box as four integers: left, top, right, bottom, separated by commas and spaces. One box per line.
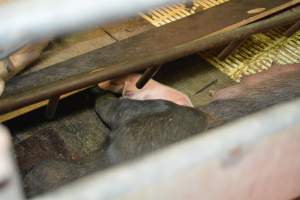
45, 95, 60, 120
0, 125, 24, 200
284, 20, 300, 37
136, 65, 161, 89
217, 37, 248, 60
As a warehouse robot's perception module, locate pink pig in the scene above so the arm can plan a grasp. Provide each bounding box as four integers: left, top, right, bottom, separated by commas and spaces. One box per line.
98, 73, 193, 107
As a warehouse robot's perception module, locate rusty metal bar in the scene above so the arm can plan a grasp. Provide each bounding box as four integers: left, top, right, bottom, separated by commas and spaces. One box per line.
217, 37, 249, 60
136, 66, 161, 89
32, 98, 300, 200
0, 7, 299, 114
44, 95, 60, 120
284, 20, 300, 36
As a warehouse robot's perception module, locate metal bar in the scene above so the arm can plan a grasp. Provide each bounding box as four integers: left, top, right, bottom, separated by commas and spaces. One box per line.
0, 7, 299, 114
0, 0, 182, 58
44, 95, 60, 120
217, 37, 248, 60
0, 126, 24, 200
193, 79, 218, 95
284, 20, 300, 36
32, 98, 300, 200
136, 66, 161, 89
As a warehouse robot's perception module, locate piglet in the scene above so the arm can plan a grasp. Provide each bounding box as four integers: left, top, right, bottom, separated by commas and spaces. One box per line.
98, 73, 193, 107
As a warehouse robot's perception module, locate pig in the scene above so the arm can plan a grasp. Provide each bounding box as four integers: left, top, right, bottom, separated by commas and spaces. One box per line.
23, 160, 87, 197
23, 152, 108, 197
200, 63, 300, 128
23, 94, 207, 197
95, 94, 207, 164
98, 73, 193, 107
14, 107, 109, 174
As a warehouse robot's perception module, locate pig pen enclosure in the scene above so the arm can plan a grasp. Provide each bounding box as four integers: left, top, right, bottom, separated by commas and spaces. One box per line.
0, 0, 300, 199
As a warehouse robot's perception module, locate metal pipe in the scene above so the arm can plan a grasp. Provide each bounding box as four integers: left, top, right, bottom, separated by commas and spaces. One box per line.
0, 7, 299, 114
33, 98, 300, 200
217, 37, 249, 60
44, 95, 60, 120
284, 20, 300, 36
0, 0, 182, 58
136, 66, 161, 89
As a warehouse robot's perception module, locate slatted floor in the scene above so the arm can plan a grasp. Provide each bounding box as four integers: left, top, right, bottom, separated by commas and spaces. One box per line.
141, 0, 300, 82
140, 0, 229, 27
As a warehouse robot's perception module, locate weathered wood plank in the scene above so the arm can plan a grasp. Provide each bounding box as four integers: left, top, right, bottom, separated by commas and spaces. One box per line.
26, 28, 115, 73
101, 17, 153, 41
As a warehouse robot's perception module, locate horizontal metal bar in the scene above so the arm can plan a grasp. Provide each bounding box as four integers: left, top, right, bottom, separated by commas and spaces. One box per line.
0, 6, 299, 114
33, 98, 300, 200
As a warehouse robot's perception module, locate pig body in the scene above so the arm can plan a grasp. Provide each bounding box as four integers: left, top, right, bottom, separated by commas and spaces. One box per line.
201, 64, 300, 127
98, 73, 193, 107
23, 160, 86, 197
95, 96, 207, 164
22, 93, 207, 197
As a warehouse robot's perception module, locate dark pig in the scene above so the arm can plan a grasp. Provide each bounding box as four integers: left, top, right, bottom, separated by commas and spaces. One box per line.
14, 108, 108, 174
200, 64, 300, 127
23, 94, 207, 197
95, 95, 208, 164
23, 160, 86, 197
